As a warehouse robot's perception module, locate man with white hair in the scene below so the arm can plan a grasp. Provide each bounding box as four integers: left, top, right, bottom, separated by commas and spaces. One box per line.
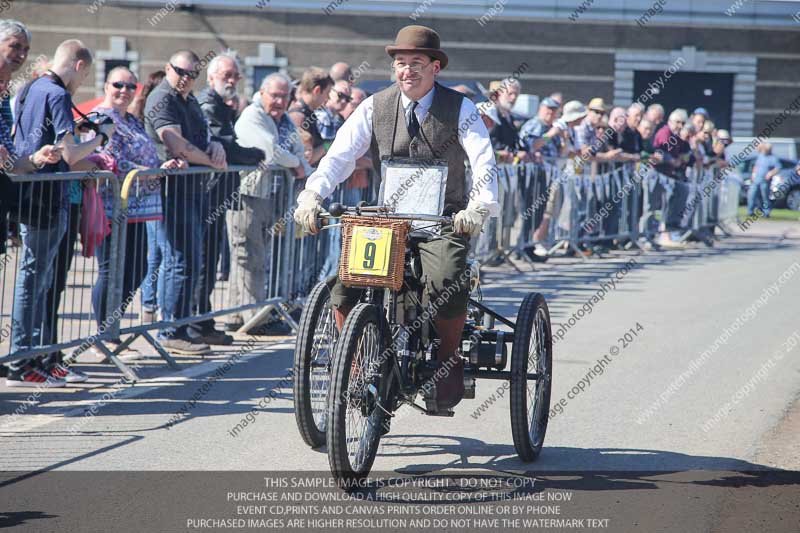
652, 108, 693, 247
489, 77, 524, 163
748, 142, 780, 218
0, 19, 30, 125
230, 72, 310, 334
653, 108, 691, 179
196, 51, 265, 342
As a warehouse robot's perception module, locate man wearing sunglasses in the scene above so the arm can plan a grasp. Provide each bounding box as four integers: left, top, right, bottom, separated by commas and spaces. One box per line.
314, 79, 352, 144
288, 67, 334, 166
294, 25, 499, 411
144, 49, 229, 355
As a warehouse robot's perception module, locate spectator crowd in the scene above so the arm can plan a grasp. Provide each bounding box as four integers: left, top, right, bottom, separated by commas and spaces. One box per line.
0, 18, 745, 388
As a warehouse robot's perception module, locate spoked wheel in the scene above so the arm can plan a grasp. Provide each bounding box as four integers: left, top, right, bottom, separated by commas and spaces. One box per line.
327, 303, 389, 484
293, 276, 338, 448
510, 292, 553, 462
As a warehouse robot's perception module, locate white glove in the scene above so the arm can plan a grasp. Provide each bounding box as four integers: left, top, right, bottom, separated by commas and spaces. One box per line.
453, 203, 490, 237
294, 189, 323, 235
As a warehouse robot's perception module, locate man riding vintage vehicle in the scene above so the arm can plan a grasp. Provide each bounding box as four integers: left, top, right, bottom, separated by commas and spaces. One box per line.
292, 26, 553, 483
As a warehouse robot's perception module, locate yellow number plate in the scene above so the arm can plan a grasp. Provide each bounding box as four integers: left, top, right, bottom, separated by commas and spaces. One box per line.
347, 226, 393, 277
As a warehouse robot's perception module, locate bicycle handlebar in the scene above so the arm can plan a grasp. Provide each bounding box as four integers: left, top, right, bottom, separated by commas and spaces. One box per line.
319, 203, 452, 224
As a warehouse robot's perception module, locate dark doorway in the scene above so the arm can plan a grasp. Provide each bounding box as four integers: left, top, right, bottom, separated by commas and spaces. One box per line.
104, 59, 131, 81
634, 71, 734, 130
253, 66, 280, 93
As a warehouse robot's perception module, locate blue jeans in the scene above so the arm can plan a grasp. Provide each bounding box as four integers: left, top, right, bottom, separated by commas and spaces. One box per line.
10, 212, 67, 370
158, 196, 204, 340
92, 222, 149, 333
747, 180, 770, 216
141, 219, 166, 313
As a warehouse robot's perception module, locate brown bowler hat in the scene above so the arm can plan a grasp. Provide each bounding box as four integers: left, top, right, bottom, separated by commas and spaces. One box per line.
385, 25, 448, 69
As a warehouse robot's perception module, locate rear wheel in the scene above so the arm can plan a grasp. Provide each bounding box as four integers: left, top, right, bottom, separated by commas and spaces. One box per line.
510, 293, 553, 462
327, 303, 388, 484
293, 276, 338, 448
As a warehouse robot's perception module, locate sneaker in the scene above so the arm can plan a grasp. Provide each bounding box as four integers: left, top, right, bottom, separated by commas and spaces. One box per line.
523, 244, 549, 263
160, 337, 211, 355
189, 326, 233, 346
6, 365, 66, 388
224, 320, 244, 332
247, 320, 292, 336
658, 235, 685, 249
49, 363, 89, 383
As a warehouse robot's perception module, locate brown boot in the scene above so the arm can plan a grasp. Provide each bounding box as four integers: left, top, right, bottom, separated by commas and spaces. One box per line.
433, 355, 464, 410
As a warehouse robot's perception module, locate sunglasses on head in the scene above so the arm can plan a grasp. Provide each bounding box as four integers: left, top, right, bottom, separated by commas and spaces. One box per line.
110, 81, 137, 91
170, 63, 199, 80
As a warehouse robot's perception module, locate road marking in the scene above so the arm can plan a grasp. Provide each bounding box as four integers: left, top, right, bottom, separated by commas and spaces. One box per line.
0, 343, 294, 434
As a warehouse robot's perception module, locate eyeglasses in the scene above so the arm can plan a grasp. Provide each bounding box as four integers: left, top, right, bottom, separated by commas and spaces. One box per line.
170, 63, 199, 80
110, 81, 137, 91
218, 71, 241, 82
393, 61, 431, 73
334, 90, 352, 103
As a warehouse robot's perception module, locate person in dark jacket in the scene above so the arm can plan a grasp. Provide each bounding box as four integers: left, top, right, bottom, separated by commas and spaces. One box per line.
196, 51, 264, 338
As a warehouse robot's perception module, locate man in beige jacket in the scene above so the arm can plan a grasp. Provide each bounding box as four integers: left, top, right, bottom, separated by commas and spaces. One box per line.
228, 72, 310, 333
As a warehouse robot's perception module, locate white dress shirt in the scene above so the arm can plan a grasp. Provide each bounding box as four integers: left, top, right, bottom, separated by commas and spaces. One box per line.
304, 84, 499, 215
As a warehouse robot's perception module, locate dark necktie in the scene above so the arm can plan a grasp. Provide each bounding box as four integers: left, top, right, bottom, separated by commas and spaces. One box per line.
407, 101, 420, 139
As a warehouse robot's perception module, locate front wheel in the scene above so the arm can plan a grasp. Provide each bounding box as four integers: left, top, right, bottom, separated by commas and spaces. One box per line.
327, 303, 389, 484
293, 276, 338, 448
510, 293, 553, 462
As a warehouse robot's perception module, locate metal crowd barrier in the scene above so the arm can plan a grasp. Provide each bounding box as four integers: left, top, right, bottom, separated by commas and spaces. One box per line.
0, 170, 122, 368
84, 164, 301, 380
0, 158, 742, 381
474, 157, 742, 266
0, 165, 305, 382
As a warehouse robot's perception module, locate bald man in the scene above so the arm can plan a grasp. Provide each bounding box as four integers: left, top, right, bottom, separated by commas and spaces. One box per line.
329, 61, 352, 82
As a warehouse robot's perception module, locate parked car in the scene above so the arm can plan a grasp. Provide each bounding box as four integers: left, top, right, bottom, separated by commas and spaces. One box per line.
770, 163, 800, 211
732, 155, 797, 207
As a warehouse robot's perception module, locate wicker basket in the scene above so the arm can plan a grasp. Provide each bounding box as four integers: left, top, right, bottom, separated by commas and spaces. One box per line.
339, 215, 409, 291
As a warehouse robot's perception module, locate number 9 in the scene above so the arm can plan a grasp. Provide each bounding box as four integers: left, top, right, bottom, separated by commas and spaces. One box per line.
363, 242, 376, 269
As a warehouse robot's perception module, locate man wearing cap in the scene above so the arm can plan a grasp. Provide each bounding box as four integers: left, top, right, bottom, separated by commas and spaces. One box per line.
294, 25, 499, 411
691, 107, 708, 135
527, 100, 588, 261
575, 97, 608, 158
519, 97, 563, 160
711, 129, 732, 169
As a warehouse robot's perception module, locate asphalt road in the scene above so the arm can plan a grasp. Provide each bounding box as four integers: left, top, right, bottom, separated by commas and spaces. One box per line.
2, 221, 799, 532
